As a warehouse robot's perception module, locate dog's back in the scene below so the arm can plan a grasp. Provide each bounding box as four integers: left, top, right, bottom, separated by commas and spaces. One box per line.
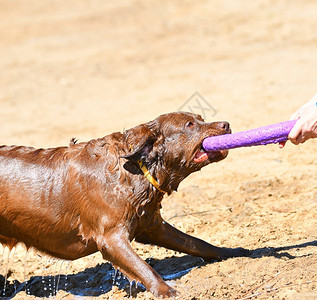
0, 143, 103, 257
0, 145, 75, 253
0, 132, 133, 259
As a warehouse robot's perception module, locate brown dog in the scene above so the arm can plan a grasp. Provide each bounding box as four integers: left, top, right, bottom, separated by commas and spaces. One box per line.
0, 112, 249, 297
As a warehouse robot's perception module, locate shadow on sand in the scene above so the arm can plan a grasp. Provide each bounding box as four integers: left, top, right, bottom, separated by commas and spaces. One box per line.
0, 240, 316, 298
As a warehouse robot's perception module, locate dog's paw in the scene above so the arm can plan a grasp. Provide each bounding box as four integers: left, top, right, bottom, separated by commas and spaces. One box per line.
153, 284, 178, 298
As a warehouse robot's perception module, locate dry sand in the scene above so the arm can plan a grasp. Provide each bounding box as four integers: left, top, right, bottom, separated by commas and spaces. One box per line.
0, 0, 316, 299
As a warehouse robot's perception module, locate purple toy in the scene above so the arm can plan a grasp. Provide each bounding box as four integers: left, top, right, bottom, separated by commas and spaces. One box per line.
202, 120, 297, 151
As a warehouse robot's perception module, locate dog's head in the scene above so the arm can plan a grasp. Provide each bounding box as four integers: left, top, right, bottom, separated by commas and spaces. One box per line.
123, 112, 231, 192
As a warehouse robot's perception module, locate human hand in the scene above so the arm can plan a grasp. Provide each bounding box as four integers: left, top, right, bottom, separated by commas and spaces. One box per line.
279, 94, 317, 148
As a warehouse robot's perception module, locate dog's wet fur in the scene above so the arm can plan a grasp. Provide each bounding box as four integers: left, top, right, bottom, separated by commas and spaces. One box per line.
0, 112, 249, 297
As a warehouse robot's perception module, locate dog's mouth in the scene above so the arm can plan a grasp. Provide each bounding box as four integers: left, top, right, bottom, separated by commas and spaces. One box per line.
194, 146, 227, 163
193, 132, 230, 164
194, 147, 211, 163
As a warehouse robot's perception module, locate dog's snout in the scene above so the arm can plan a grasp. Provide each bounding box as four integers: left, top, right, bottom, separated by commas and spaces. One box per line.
217, 121, 230, 133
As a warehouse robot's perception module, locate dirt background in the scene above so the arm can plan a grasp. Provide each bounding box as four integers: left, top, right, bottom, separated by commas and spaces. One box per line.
0, 0, 317, 299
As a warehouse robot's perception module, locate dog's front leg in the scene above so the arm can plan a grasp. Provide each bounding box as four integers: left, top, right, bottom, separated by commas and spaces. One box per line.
135, 219, 250, 261
99, 231, 176, 298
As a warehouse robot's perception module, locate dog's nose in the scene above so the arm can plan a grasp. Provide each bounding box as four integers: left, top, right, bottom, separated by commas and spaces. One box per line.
217, 121, 231, 133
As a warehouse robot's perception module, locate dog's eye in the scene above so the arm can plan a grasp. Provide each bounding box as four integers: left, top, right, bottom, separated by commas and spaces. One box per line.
186, 121, 195, 128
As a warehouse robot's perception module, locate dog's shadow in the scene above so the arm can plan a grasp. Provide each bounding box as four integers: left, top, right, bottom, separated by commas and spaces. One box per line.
1, 240, 316, 298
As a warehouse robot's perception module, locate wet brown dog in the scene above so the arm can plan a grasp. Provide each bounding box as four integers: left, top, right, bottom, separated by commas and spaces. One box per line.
0, 112, 249, 297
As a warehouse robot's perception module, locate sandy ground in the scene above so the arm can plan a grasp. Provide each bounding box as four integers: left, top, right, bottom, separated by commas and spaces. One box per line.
0, 0, 317, 299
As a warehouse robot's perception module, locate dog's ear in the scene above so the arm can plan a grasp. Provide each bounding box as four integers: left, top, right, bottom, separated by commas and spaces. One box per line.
122, 124, 157, 162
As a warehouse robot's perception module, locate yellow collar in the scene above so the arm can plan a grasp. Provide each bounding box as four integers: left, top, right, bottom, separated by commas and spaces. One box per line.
137, 160, 165, 193
128, 145, 165, 193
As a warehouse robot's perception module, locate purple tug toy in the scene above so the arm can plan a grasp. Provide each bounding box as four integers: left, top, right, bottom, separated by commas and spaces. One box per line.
202, 120, 297, 152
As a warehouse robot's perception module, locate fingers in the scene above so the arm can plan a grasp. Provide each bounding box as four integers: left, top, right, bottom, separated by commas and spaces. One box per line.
288, 119, 303, 145
279, 95, 317, 149
278, 141, 286, 149
285, 96, 317, 146
288, 117, 317, 145
279, 116, 301, 148
290, 110, 301, 121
